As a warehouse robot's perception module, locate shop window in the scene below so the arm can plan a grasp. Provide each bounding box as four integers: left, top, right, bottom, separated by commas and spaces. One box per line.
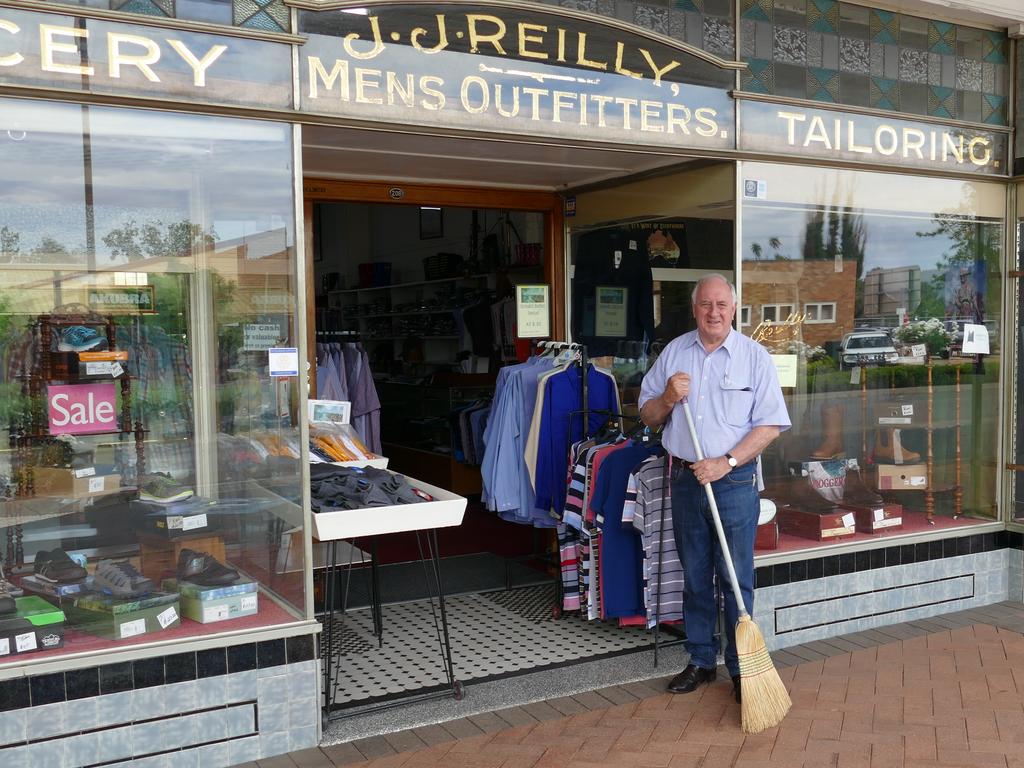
762, 304, 795, 323
0, 96, 304, 664
805, 302, 836, 324
742, 162, 1003, 554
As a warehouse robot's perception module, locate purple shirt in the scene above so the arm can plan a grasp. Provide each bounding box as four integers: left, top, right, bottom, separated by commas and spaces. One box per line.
638, 329, 790, 462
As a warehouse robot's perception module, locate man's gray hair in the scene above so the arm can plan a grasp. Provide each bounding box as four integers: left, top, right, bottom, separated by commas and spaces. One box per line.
691, 273, 738, 306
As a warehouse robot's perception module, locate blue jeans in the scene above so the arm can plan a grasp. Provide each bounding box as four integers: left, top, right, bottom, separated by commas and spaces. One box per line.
670, 460, 758, 677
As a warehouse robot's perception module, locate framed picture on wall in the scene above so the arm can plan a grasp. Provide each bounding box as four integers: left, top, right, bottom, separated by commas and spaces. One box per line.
420, 206, 444, 239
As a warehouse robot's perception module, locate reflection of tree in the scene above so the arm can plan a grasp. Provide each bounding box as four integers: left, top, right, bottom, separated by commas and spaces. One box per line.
0, 226, 20, 263
802, 204, 866, 315
749, 236, 784, 261
915, 212, 1000, 322
102, 219, 216, 261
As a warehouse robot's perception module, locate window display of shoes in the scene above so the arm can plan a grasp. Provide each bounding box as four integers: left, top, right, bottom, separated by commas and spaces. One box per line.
0, 566, 15, 615
94, 559, 154, 598
56, 325, 107, 352
138, 473, 194, 505
34, 549, 88, 584
177, 549, 239, 586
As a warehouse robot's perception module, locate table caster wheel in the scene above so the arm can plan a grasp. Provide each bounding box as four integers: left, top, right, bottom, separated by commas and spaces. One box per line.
321, 709, 330, 731
453, 680, 464, 701
551, 605, 562, 620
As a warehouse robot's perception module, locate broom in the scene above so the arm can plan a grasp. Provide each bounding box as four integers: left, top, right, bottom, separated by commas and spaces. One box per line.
681, 400, 791, 734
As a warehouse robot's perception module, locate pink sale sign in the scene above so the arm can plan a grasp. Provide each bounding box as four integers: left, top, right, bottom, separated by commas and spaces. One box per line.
47, 382, 119, 435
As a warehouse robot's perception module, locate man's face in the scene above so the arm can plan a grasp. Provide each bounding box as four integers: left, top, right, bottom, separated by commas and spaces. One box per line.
692, 279, 736, 345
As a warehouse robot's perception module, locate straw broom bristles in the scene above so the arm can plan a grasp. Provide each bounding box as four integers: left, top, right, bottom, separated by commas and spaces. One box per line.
736, 615, 791, 734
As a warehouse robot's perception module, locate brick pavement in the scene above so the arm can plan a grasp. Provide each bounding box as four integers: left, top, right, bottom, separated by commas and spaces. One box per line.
241, 602, 1024, 768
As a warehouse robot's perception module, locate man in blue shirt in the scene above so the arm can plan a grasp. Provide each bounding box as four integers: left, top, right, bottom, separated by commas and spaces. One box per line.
638, 274, 790, 704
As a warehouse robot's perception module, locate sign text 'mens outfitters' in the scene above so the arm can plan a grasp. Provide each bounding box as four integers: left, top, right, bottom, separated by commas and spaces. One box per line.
298, 7, 736, 150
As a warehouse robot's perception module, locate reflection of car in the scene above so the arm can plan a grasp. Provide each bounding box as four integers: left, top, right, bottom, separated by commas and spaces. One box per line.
839, 329, 898, 369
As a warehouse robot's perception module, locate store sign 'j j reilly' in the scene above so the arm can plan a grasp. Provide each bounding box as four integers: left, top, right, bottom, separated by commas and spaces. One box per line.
298, 5, 738, 150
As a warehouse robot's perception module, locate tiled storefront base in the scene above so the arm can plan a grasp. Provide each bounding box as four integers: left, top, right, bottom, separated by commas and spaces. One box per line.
0, 634, 320, 767
757, 534, 1015, 650
1010, 547, 1024, 602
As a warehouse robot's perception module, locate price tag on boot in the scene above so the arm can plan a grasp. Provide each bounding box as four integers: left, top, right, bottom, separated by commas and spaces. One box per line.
157, 606, 178, 629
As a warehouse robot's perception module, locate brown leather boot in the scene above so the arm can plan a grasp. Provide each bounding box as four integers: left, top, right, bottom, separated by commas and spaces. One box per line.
842, 463, 883, 506
810, 404, 846, 459
873, 428, 921, 464
787, 472, 839, 512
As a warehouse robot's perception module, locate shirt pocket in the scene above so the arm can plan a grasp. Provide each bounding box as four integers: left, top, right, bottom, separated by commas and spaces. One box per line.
721, 381, 754, 427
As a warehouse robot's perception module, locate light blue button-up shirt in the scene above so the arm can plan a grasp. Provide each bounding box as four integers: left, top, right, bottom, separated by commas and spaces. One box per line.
638, 329, 790, 462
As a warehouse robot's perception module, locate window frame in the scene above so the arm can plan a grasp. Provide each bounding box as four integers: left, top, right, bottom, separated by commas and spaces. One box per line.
804, 301, 837, 324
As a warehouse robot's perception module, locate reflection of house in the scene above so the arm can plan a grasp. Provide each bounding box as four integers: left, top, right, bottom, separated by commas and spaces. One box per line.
740, 259, 857, 348
211, 227, 295, 315
862, 266, 921, 324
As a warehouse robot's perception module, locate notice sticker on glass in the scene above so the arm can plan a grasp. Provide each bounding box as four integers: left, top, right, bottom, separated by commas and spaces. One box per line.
850, 366, 861, 385
241, 594, 258, 612
515, 285, 550, 339
770, 355, 798, 387
961, 324, 990, 354
74, 467, 96, 478
0, 638, 8, 656
120, 619, 146, 639
594, 286, 627, 337
14, 632, 36, 653
841, 512, 855, 529
181, 514, 208, 532
88, 476, 104, 493
157, 606, 178, 629
204, 605, 229, 622
911, 344, 927, 358
743, 179, 767, 200
902, 405, 914, 416
268, 347, 299, 377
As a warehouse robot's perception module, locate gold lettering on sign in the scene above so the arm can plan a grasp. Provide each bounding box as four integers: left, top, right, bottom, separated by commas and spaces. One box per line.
167, 40, 227, 87
846, 120, 871, 153
0, 19, 24, 67
410, 15, 448, 54
667, 103, 691, 134
942, 132, 963, 163
875, 124, 898, 155
40, 24, 93, 76
518, 23, 547, 60
495, 83, 519, 117
461, 75, 489, 113
386, 71, 414, 106
575, 32, 605, 71
968, 136, 991, 166
903, 127, 924, 159
638, 48, 679, 86
777, 110, 806, 145
308, 56, 349, 99
751, 313, 807, 345
343, 16, 385, 60
354, 67, 383, 104
420, 75, 445, 110
613, 42, 640, 79
552, 90, 575, 123
467, 14, 506, 55
108, 33, 161, 81
641, 100, 663, 133
694, 108, 718, 137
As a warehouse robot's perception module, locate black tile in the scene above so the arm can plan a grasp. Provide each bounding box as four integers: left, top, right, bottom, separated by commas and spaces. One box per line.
165, 652, 197, 684
996, 530, 1008, 549
823, 556, 840, 577
870, 548, 885, 570
790, 559, 807, 583
288, 634, 315, 663
855, 550, 870, 571
929, 540, 943, 560
772, 563, 791, 586
984, 533, 997, 551
957, 536, 971, 557
943, 538, 958, 559
901, 544, 917, 564
257, 639, 286, 669
196, 648, 227, 679
227, 643, 257, 673
133, 656, 164, 689
839, 553, 856, 574
99, 662, 133, 694
915, 543, 930, 563
885, 546, 901, 567
755, 567, 774, 588
29, 673, 65, 706
0, 678, 29, 713
65, 668, 99, 701
806, 558, 823, 580
1011, 532, 1024, 549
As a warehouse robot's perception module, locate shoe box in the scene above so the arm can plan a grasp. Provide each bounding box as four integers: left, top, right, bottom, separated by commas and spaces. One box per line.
72, 350, 129, 381
162, 578, 258, 624
0, 596, 65, 657
777, 506, 856, 541
876, 464, 928, 490
21, 574, 88, 599
839, 501, 903, 533
64, 591, 180, 641
138, 533, 226, 584
130, 498, 218, 540
754, 521, 778, 550
33, 467, 122, 498
874, 400, 920, 426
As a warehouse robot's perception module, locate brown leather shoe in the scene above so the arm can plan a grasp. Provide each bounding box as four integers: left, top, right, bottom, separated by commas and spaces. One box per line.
667, 664, 717, 694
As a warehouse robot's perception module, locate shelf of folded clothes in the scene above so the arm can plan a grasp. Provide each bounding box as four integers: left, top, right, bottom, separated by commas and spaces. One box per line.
309, 465, 466, 541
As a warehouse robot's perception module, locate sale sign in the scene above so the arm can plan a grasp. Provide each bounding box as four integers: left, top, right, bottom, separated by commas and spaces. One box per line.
47, 382, 119, 435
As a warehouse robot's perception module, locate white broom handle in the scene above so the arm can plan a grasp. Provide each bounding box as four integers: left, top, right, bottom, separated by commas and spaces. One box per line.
681, 399, 750, 619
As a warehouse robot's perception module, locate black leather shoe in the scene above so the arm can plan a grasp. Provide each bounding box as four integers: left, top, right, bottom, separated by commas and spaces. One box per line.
732, 675, 741, 704
667, 664, 716, 694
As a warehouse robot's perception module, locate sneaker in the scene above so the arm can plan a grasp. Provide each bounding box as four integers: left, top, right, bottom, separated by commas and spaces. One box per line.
177, 549, 238, 587
94, 559, 153, 598
34, 549, 87, 584
57, 325, 107, 353
138, 474, 194, 505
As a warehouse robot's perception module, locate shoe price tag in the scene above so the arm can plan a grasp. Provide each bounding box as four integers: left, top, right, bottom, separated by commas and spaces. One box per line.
203, 604, 229, 622
901, 404, 914, 416
119, 618, 147, 639
156, 606, 178, 629
84, 361, 115, 376
240, 594, 257, 612
74, 467, 96, 478
181, 514, 208, 532
111, 362, 124, 378
0, 638, 9, 655
910, 476, 927, 487
841, 512, 855, 529
873, 508, 886, 522
15, 631, 36, 652
88, 476, 105, 493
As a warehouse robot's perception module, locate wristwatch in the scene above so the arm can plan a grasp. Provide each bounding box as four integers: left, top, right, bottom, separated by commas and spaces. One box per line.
725, 453, 738, 468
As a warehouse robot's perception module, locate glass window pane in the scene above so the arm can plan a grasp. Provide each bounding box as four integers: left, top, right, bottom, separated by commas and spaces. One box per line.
0, 97, 304, 662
